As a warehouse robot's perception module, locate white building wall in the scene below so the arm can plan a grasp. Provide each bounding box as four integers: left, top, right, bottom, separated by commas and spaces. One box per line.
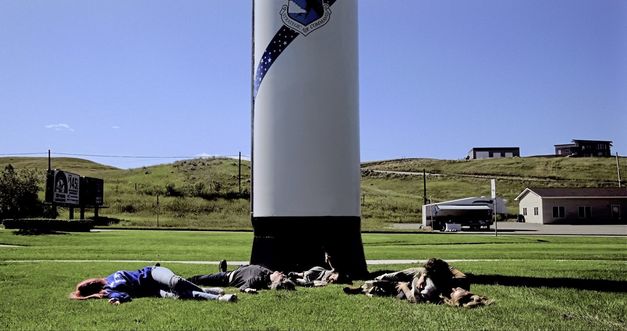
518, 192, 544, 224
519, 194, 627, 224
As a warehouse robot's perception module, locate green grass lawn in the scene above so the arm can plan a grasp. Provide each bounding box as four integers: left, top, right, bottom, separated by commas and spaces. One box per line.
1, 229, 625, 330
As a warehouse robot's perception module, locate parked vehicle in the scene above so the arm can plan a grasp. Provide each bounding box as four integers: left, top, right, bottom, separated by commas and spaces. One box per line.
423, 197, 499, 231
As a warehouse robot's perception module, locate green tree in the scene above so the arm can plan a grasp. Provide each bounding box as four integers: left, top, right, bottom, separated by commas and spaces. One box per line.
0, 165, 43, 220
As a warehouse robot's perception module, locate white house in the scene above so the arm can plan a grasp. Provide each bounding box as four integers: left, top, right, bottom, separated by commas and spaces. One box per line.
514, 187, 627, 224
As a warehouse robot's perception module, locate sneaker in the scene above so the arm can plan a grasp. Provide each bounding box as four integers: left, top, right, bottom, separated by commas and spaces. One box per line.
218, 260, 227, 273
218, 294, 237, 302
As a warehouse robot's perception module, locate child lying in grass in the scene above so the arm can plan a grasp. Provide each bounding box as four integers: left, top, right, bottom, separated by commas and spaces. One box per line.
344, 258, 492, 308
70, 265, 237, 304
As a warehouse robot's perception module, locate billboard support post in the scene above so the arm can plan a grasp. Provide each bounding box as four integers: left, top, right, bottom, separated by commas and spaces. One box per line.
491, 179, 498, 237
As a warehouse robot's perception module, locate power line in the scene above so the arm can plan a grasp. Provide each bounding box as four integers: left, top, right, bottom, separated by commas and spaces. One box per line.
0, 152, 47, 156
54, 152, 195, 159
0, 152, 250, 160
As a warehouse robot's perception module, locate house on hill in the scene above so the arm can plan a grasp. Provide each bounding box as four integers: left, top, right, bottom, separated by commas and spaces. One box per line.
466, 147, 520, 160
554, 139, 613, 157
515, 187, 627, 224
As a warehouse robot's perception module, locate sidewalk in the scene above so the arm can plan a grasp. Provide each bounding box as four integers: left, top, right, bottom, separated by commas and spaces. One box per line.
390, 222, 627, 236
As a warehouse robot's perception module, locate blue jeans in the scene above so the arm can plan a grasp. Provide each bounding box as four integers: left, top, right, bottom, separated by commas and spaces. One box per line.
151, 266, 220, 300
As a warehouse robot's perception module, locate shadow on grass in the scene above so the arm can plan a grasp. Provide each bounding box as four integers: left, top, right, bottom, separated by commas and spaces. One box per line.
468, 274, 627, 293
13, 229, 69, 236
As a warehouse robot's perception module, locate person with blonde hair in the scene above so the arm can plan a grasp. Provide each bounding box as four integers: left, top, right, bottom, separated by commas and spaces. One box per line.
70, 265, 237, 304
444, 287, 493, 308
344, 258, 472, 304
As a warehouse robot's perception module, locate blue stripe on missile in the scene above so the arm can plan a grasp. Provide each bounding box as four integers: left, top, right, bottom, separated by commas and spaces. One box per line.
254, 0, 337, 98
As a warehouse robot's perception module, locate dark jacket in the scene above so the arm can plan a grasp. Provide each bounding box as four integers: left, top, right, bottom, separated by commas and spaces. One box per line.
229, 265, 273, 291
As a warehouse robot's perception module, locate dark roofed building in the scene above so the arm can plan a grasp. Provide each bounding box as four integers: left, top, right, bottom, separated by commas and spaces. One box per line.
466, 147, 520, 160
554, 139, 613, 157
515, 187, 627, 224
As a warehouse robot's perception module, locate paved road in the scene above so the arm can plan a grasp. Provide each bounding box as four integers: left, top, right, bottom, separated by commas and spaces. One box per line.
390, 222, 627, 236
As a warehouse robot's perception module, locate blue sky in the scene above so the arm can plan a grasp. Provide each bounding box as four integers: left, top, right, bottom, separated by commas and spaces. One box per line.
1, 0, 625, 169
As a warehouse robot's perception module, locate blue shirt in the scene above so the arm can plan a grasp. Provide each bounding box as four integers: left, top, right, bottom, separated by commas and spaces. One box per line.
104, 267, 157, 303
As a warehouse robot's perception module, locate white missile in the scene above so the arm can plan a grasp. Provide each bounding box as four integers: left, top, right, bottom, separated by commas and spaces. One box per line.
251, 0, 367, 278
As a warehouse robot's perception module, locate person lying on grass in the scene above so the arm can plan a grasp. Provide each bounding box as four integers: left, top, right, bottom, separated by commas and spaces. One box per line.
287, 253, 352, 287
343, 258, 489, 307
444, 287, 493, 308
287, 266, 347, 287
188, 261, 295, 294
70, 264, 237, 304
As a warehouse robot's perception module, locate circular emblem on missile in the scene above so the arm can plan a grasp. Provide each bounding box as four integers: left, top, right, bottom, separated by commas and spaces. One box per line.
280, 0, 332, 36
254, 0, 337, 97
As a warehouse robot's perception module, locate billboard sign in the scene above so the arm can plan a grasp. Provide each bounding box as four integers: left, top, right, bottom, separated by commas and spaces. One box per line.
80, 177, 104, 207
49, 170, 80, 206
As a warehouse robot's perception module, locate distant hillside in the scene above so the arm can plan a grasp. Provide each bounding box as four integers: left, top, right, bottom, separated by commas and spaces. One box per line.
0, 157, 118, 176
1, 156, 624, 230
359, 156, 625, 226
362, 157, 624, 183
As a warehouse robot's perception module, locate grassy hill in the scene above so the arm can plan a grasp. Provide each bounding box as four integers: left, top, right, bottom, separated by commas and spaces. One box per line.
1, 156, 624, 230
360, 157, 625, 226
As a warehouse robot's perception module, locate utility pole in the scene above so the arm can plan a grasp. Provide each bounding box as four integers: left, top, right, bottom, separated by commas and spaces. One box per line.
156, 194, 160, 227
238, 152, 242, 194
616, 153, 622, 188
491, 179, 498, 237
423, 169, 427, 205
48, 149, 57, 218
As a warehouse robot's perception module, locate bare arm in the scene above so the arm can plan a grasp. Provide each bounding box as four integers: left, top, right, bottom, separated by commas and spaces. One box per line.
396, 282, 416, 303
325, 253, 335, 271
414, 273, 426, 291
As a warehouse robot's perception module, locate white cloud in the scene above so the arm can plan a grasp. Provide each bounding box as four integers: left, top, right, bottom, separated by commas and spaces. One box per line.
45, 123, 74, 132
112, 125, 121, 129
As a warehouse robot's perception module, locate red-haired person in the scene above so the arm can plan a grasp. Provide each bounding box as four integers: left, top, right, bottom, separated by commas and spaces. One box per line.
70, 265, 236, 304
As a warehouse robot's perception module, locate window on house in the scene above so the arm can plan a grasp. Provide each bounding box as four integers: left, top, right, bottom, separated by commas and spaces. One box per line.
534, 207, 538, 215
523, 208, 527, 216
553, 206, 565, 218
579, 206, 592, 218
611, 205, 621, 219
